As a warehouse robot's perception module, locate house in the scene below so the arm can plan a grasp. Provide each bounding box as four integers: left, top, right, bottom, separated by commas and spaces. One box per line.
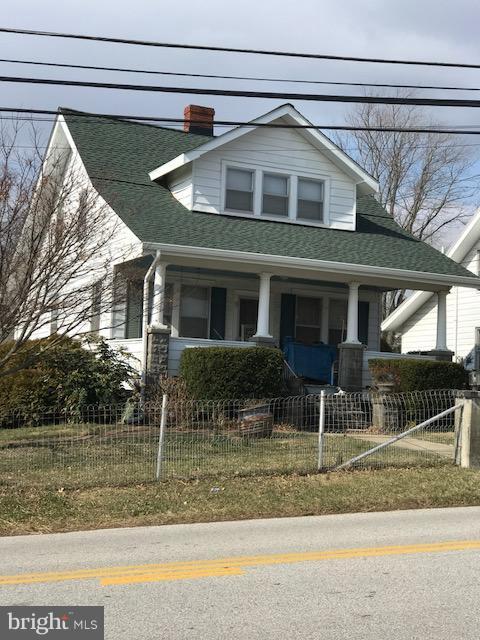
382, 210, 480, 364
38, 103, 480, 391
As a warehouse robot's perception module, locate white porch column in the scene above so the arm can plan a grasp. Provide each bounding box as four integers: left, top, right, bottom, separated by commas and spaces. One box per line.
253, 272, 273, 339
436, 290, 449, 350
344, 282, 360, 344
151, 261, 168, 328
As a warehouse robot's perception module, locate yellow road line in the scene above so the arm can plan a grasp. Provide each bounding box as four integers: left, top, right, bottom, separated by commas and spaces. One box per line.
101, 567, 246, 586
1, 540, 479, 587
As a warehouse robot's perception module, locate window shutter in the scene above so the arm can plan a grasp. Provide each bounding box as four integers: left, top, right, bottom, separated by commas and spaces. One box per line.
358, 301, 370, 346
280, 293, 296, 347
209, 287, 227, 339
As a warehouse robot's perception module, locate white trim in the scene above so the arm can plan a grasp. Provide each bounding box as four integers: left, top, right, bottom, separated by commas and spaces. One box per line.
149, 104, 379, 193
143, 241, 480, 290
382, 207, 480, 331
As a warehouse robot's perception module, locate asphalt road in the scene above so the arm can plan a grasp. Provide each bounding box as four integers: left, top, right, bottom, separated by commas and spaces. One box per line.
1, 507, 480, 639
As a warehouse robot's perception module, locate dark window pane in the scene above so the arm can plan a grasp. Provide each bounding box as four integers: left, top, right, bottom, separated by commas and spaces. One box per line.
263, 194, 288, 216
298, 199, 323, 221
225, 189, 253, 212
180, 317, 209, 338
296, 297, 322, 326
296, 325, 321, 344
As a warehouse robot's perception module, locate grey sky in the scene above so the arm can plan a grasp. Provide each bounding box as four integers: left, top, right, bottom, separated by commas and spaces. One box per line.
3, 0, 480, 247
3, 0, 480, 128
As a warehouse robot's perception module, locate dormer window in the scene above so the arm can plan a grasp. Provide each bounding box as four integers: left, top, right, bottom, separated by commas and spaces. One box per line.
225, 168, 254, 213
297, 178, 324, 222
222, 162, 331, 227
262, 173, 289, 217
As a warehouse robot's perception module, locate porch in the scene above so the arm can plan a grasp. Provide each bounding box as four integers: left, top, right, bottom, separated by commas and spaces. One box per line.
107, 250, 453, 390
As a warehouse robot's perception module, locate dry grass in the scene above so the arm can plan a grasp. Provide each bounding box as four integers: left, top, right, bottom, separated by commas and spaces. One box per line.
1, 465, 479, 536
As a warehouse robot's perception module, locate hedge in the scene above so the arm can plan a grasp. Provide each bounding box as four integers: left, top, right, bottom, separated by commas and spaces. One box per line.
0, 335, 134, 418
179, 346, 284, 400
368, 358, 468, 392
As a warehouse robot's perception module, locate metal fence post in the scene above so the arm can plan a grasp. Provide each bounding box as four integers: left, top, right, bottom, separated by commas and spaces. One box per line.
318, 390, 326, 471
155, 394, 168, 480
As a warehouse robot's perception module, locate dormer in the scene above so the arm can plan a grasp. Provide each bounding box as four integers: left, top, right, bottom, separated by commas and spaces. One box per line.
149, 104, 379, 232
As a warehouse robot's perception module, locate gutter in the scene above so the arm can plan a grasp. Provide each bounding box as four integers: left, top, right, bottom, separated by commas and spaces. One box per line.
141, 249, 162, 395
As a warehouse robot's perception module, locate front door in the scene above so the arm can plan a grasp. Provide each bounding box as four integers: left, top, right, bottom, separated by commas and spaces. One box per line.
239, 298, 258, 341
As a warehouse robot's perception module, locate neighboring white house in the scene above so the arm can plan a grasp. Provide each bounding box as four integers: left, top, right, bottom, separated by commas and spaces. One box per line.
33, 103, 480, 389
382, 211, 480, 364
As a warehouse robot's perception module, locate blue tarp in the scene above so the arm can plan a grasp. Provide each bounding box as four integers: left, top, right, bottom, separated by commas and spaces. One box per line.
283, 338, 337, 383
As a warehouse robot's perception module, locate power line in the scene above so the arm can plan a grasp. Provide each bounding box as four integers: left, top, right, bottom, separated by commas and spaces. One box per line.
1, 57, 480, 93
2, 107, 480, 135
1, 26, 480, 70
5, 74, 480, 108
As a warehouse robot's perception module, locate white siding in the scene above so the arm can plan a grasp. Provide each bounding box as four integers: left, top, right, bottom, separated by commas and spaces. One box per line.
168, 165, 192, 209
27, 121, 143, 343
192, 127, 356, 230
401, 246, 480, 360
108, 338, 143, 371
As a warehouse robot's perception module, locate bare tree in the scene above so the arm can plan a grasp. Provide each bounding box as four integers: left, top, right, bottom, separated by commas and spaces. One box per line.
0, 118, 131, 377
336, 97, 479, 318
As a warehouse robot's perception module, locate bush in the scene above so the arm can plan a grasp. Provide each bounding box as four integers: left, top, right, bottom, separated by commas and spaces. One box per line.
179, 346, 284, 400
0, 335, 135, 418
369, 358, 468, 392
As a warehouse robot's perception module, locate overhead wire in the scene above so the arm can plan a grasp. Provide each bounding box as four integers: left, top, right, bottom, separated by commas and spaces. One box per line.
2, 26, 480, 69
5, 74, 480, 107
0, 57, 480, 93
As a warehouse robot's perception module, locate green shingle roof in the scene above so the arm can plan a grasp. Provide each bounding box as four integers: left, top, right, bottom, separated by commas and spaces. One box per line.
61, 109, 477, 281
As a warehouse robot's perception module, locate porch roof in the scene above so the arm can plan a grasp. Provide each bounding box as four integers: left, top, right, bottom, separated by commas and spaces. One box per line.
61, 108, 478, 286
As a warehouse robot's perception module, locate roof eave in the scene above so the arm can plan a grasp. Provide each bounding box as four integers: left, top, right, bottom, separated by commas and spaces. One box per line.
143, 241, 480, 290
148, 104, 379, 192
382, 207, 480, 331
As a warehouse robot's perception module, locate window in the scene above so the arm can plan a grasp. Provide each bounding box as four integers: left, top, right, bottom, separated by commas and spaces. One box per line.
225, 168, 254, 212
180, 286, 209, 338
262, 173, 289, 216
328, 299, 347, 346
163, 283, 173, 328
125, 280, 143, 339
295, 296, 322, 344
223, 166, 328, 225
297, 178, 324, 222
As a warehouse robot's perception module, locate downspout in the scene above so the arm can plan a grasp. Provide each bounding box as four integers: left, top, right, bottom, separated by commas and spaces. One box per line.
141, 250, 162, 398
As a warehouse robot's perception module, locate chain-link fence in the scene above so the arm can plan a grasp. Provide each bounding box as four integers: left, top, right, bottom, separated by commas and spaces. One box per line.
0, 389, 460, 489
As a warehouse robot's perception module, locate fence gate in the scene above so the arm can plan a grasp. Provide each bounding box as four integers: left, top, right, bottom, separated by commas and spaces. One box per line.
327, 393, 464, 471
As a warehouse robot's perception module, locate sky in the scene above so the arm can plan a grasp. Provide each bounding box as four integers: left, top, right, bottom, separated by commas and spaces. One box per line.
3, 0, 480, 241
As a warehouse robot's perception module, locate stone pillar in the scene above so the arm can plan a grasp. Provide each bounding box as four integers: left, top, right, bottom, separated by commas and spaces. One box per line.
372, 387, 404, 432
455, 390, 480, 468
337, 282, 363, 391
146, 326, 171, 382
337, 343, 365, 392
251, 272, 274, 342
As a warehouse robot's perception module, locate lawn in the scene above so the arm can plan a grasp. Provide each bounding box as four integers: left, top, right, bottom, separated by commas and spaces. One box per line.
0, 426, 448, 490
1, 466, 479, 536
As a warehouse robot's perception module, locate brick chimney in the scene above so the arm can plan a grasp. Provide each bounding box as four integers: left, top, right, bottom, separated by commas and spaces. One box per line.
184, 104, 215, 136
